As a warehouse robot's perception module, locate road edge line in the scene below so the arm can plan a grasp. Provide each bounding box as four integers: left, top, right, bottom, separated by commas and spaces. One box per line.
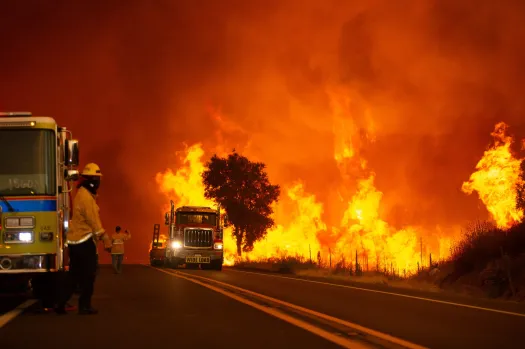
0, 299, 37, 329
152, 267, 371, 349
226, 268, 525, 318
152, 266, 428, 349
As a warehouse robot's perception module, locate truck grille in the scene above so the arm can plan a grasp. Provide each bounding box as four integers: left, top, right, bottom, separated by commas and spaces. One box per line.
184, 229, 213, 248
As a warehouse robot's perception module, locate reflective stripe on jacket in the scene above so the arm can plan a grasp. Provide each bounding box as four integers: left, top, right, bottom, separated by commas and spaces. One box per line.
66, 186, 111, 249
111, 232, 131, 254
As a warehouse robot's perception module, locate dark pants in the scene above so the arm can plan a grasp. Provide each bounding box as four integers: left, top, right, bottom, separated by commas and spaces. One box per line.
112, 254, 124, 273
59, 239, 97, 310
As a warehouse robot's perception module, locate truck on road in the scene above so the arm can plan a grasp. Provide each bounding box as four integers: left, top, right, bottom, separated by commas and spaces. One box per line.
0, 112, 80, 305
164, 201, 225, 271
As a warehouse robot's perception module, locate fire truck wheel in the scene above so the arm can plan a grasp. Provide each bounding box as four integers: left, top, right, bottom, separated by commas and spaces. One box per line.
151, 260, 163, 267
31, 273, 57, 308
0, 275, 30, 295
164, 260, 177, 269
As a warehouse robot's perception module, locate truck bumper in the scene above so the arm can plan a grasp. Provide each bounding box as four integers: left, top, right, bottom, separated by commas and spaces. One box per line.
167, 249, 223, 265
0, 254, 57, 274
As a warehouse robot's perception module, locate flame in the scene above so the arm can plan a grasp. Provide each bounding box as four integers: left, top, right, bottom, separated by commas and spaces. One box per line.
155, 93, 523, 274
328, 90, 440, 274
155, 90, 457, 274
241, 182, 324, 261
155, 143, 215, 209
155, 143, 325, 266
462, 122, 524, 229
148, 234, 168, 252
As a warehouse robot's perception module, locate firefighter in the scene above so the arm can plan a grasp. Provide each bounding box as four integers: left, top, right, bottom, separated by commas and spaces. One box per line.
56, 163, 112, 315
111, 226, 131, 274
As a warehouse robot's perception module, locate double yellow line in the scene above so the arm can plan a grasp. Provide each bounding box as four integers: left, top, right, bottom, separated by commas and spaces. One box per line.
150, 266, 428, 349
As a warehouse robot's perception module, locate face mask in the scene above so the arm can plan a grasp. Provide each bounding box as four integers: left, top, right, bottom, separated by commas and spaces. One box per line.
89, 178, 101, 191
82, 177, 100, 193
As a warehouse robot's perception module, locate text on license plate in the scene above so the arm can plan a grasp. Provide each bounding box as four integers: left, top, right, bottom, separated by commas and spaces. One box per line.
186, 256, 210, 264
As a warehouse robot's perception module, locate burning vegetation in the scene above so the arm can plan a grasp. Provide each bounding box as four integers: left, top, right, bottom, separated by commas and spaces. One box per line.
462, 122, 524, 230
156, 102, 525, 277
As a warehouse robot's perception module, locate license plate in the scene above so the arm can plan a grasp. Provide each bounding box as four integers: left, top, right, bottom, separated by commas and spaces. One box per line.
186, 256, 210, 264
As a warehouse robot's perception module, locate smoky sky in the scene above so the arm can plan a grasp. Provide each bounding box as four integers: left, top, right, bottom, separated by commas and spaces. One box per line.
2, 0, 525, 261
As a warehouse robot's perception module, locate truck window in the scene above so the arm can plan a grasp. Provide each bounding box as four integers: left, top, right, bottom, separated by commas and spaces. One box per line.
177, 213, 217, 226
0, 129, 56, 196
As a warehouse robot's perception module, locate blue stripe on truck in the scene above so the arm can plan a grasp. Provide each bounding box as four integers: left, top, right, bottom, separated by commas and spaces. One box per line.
0, 199, 57, 212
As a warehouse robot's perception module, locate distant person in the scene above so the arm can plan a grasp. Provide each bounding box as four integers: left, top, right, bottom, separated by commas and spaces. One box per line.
111, 226, 131, 274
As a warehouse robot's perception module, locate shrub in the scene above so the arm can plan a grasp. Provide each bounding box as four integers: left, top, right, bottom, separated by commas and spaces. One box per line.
450, 220, 525, 274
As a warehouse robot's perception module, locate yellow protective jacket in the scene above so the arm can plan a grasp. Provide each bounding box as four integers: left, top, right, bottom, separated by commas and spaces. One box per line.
66, 186, 112, 249
111, 231, 131, 254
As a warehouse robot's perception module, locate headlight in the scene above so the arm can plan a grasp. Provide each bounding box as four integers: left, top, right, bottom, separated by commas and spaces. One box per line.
19, 232, 33, 242
4, 231, 34, 243
214, 242, 223, 250
171, 241, 182, 249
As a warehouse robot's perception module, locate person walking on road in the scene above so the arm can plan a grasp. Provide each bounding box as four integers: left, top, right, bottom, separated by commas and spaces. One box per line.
56, 163, 112, 315
111, 226, 131, 274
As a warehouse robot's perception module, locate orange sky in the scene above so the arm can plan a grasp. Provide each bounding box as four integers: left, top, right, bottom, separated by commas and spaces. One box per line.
1, 0, 525, 263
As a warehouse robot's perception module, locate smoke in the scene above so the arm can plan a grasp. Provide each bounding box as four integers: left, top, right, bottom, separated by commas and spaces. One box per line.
1, 0, 525, 261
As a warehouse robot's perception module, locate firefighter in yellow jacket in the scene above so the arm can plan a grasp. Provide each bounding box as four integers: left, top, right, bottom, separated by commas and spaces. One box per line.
56, 163, 112, 315
111, 226, 131, 274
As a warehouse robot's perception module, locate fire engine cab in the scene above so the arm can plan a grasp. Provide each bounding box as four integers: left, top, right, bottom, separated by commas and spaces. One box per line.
164, 201, 225, 271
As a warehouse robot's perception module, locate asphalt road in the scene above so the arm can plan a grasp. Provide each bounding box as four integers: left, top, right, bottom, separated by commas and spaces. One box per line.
0, 265, 342, 349
179, 267, 525, 349
1, 265, 524, 349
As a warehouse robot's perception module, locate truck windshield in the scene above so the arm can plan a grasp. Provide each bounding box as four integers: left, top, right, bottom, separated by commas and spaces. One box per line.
177, 213, 217, 226
0, 129, 56, 196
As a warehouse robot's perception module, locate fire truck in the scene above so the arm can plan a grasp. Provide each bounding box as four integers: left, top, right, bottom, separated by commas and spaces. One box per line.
164, 201, 225, 271
0, 112, 79, 302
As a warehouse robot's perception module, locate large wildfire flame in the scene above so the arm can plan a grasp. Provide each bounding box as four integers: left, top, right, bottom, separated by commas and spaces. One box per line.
155, 94, 524, 274
462, 122, 524, 229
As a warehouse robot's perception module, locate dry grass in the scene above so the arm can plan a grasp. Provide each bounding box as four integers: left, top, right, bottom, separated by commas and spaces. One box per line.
233, 220, 525, 300
234, 256, 440, 293
295, 268, 441, 293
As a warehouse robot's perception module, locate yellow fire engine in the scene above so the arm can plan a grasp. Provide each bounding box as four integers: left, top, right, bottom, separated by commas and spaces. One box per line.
0, 112, 79, 304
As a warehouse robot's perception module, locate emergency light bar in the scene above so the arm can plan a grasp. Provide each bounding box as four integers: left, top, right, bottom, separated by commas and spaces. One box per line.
0, 112, 33, 117
0, 121, 36, 128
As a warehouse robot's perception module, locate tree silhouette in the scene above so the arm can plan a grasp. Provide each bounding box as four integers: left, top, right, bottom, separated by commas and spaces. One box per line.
202, 151, 280, 256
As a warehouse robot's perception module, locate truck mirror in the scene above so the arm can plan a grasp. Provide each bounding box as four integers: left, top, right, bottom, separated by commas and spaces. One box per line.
65, 139, 79, 167
223, 214, 229, 226
65, 169, 80, 181
164, 212, 169, 225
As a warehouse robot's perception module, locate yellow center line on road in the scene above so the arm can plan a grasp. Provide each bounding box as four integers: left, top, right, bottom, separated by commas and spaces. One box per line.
225, 269, 525, 318
152, 267, 373, 349
150, 266, 428, 349
0, 299, 37, 329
